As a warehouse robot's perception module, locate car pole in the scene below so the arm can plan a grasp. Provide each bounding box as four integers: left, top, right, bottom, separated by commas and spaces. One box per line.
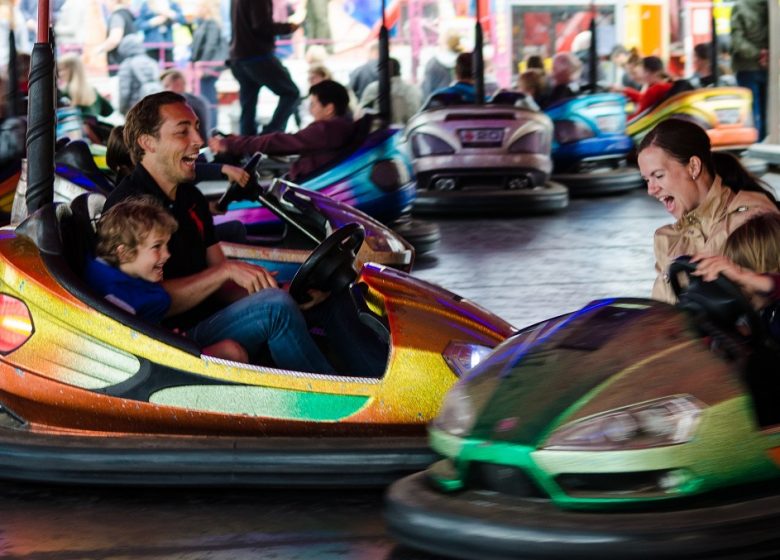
25, 0, 55, 215
377, 0, 392, 124
473, 0, 485, 105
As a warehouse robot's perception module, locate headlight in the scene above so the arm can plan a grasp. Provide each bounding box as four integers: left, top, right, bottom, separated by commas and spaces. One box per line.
433, 383, 476, 437
553, 119, 594, 144
411, 133, 455, 157
542, 395, 704, 451
443, 340, 493, 378
363, 231, 406, 253
508, 131, 550, 154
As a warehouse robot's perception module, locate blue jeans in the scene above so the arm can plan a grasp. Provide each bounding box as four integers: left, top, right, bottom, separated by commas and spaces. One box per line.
231, 55, 300, 135
187, 288, 334, 374
736, 70, 768, 140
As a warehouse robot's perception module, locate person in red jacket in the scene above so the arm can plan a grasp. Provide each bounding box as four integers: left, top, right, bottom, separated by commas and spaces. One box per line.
208, 79, 353, 182
612, 56, 672, 118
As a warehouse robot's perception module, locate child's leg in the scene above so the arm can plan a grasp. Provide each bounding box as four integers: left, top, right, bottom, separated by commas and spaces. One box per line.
202, 339, 249, 363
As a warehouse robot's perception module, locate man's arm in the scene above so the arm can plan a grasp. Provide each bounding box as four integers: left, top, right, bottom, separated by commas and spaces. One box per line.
162, 244, 278, 316
214, 120, 349, 157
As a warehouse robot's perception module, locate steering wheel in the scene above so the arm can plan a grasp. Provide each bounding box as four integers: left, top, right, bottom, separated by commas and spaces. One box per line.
668, 256, 764, 340
288, 223, 366, 304
215, 153, 263, 213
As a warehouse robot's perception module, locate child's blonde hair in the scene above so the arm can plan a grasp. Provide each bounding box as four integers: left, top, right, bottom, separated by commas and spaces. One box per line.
96, 197, 178, 266
724, 213, 780, 274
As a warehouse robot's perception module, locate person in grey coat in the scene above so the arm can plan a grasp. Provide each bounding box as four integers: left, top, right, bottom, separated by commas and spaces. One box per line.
730, 0, 769, 139
117, 34, 163, 114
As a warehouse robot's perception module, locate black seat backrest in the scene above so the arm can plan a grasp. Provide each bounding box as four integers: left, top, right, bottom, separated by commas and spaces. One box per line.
490, 91, 527, 106
665, 79, 696, 100
62, 192, 106, 275
55, 140, 103, 176
55, 140, 116, 193
422, 92, 468, 111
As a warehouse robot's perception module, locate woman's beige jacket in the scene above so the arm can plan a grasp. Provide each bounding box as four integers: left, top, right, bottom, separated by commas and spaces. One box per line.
652, 176, 779, 303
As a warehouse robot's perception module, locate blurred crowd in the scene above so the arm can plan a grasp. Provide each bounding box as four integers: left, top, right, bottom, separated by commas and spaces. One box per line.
0, 0, 771, 141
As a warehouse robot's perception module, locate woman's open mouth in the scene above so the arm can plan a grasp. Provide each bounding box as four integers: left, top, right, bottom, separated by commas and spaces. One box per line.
659, 195, 675, 213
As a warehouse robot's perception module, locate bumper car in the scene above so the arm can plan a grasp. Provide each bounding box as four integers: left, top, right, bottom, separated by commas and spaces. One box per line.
405, 91, 569, 215
546, 92, 643, 196
386, 258, 780, 558
627, 85, 768, 176
206, 117, 440, 257
0, 194, 514, 485
11, 143, 415, 282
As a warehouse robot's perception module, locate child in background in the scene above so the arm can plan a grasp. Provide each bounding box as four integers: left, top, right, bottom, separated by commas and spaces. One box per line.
85, 196, 248, 362
692, 213, 780, 341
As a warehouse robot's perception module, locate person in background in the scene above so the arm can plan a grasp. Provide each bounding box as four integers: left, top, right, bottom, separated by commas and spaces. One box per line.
160, 69, 210, 141
94, 0, 137, 77
359, 57, 422, 125
543, 52, 582, 107
348, 43, 379, 100
516, 70, 545, 110
303, 0, 331, 53
429, 52, 478, 103
688, 43, 736, 88
730, 0, 768, 139
636, 119, 779, 304
116, 33, 162, 114
0, 0, 29, 76
137, 0, 185, 64
612, 56, 672, 118
209, 79, 353, 182
622, 48, 643, 90
421, 28, 462, 100
229, 0, 301, 135
86, 196, 249, 362
190, 0, 227, 130
58, 53, 115, 118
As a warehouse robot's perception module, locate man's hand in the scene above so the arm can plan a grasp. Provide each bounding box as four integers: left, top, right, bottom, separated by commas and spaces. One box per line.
221, 260, 278, 292
222, 164, 250, 186
209, 136, 227, 154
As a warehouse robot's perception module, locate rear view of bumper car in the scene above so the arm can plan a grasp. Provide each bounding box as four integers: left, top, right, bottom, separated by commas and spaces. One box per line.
406, 92, 568, 216
546, 92, 643, 196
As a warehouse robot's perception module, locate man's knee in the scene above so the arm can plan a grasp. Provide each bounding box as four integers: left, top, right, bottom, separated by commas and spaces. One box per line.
251, 288, 299, 314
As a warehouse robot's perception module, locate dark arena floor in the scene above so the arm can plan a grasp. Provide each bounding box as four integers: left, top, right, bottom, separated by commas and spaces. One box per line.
1, 175, 778, 560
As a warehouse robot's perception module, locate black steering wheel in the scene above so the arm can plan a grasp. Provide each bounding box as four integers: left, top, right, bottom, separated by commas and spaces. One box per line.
668, 256, 764, 340
215, 153, 263, 213
288, 223, 366, 304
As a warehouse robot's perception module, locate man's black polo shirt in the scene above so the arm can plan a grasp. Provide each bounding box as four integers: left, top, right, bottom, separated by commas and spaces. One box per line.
104, 164, 218, 281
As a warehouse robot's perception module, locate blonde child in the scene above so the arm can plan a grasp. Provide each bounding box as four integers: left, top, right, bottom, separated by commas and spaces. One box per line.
693, 213, 780, 340
85, 196, 248, 362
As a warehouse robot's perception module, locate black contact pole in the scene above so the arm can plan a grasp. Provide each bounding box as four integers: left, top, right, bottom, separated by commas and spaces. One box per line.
473, 0, 485, 105
25, 0, 55, 214
6, 29, 19, 117
710, 11, 720, 86
377, 0, 391, 123
588, 8, 598, 89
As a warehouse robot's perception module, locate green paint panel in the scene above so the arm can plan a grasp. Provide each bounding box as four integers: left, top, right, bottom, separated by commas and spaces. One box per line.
151, 385, 370, 421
